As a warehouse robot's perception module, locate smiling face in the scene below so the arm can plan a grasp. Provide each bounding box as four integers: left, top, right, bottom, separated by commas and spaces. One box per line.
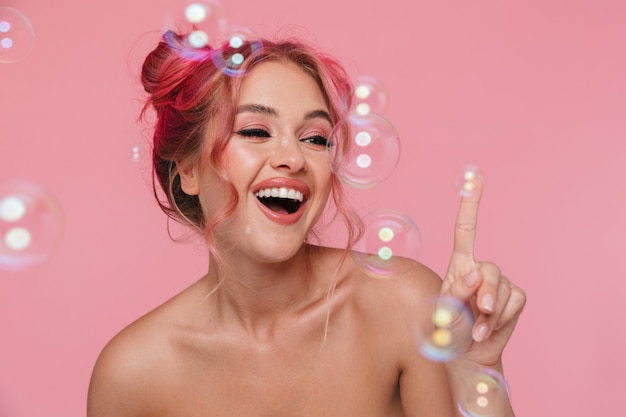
180, 60, 334, 263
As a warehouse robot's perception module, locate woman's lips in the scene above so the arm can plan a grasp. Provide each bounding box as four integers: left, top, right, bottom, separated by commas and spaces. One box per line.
252, 178, 310, 225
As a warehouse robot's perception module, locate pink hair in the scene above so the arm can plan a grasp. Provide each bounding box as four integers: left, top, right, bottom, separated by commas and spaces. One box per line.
140, 31, 363, 270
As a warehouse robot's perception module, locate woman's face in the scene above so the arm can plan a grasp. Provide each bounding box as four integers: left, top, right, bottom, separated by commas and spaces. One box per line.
182, 60, 334, 262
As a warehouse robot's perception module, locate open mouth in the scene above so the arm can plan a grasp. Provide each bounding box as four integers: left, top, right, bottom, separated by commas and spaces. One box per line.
255, 187, 305, 215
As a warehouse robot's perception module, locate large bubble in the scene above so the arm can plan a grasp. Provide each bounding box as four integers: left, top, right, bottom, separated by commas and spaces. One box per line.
328, 112, 400, 188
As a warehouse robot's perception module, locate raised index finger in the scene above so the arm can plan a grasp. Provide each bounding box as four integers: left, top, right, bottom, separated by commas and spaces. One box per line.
452, 169, 484, 258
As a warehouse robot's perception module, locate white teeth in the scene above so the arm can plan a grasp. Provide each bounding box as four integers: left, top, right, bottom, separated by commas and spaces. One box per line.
255, 187, 304, 202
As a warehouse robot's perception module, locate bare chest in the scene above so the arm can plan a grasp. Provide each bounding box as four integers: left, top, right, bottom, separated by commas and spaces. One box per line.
152, 330, 403, 417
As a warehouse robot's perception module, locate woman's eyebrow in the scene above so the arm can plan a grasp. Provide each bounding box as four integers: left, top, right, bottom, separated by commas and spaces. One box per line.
237, 104, 332, 125
305, 109, 332, 125
237, 104, 278, 116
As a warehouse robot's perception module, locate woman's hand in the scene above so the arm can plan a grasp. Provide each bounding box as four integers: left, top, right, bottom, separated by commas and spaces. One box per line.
440, 174, 526, 369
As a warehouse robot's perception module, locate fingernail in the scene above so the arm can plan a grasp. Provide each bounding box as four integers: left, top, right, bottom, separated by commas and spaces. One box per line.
473, 323, 488, 342
482, 293, 494, 312
465, 270, 478, 287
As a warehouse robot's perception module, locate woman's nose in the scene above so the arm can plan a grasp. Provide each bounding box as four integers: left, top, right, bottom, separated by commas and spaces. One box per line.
268, 137, 306, 173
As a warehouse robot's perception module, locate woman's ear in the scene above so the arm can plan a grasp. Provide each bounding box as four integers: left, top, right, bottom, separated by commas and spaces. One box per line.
178, 161, 200, 196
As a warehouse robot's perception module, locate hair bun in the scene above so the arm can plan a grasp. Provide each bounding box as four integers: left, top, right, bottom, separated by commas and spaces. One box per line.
141, 31, 211, 107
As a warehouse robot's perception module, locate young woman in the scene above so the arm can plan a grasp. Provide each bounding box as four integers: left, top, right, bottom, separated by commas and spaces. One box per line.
87, 31, 526, 417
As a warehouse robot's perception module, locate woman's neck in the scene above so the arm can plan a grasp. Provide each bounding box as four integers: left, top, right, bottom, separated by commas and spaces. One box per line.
204, 244, 331, 335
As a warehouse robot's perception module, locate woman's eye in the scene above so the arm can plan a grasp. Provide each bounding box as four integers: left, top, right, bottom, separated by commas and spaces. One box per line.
301, 135, 329, 147
236, 128, 271, 138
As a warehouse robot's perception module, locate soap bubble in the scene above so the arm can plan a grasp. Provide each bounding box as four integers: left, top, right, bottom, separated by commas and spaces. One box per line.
129, 143, 147, 164
0, 179, 63, 271
454, 165, 484, 198
163, 0, 229, 54
211, 25, 262, 77
328, 112, 400, 188
414, 295, 474, 361
351, 75, 388, 116
0, 7, 35, 64
130, 145, 141, 162
458, 368, 511, 417
351, 209, 421, 278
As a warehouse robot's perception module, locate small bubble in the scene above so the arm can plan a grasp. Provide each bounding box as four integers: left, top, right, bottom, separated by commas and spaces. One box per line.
0, 179, 63, 271
454, 165, 484, 198
352, 209, 422, 278
163, 0, 228, 53
457, 368, 510, 417
351, 75, 388, 116
130, 144, 145, 163
211, 26, 263, 77
0, 7, 35, 64
415, 296, 474, 361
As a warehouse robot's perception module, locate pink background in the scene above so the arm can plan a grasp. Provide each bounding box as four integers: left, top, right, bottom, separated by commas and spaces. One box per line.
1, 0, 625, 415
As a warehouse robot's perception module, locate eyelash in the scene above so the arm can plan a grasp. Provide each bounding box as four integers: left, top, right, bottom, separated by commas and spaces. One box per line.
235, 129, 331, 147
302, 135, 330, 147
236, 128, 271, 138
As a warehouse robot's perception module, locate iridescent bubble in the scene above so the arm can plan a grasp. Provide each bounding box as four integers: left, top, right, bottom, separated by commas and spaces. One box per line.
457, 368, 511, 417
328, 113, 400, 188
211, 26, 262, 77
414, 295, 474, 361
454, 165, 484, 197
351, 75, 388, 116
129, 143, 146, 163
351, 209, 421, 278
0, 179, 63, 271
163, 0, 229, 53
131, 146, 141, 162
0, 7, 35, 64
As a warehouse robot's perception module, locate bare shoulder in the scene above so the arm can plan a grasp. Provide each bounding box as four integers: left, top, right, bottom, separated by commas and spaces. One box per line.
316, 246, 444, 345
330, 252, 457, 416
337, 250, 443, 319
87, 278, 206, 417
